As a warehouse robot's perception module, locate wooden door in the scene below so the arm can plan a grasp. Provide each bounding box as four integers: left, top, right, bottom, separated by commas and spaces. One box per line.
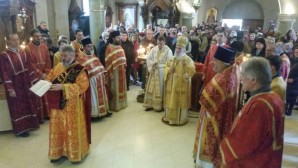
242, 19, 264, 32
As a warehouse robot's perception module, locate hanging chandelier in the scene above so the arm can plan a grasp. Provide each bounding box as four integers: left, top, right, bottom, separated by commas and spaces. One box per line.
18, 8, 28, 23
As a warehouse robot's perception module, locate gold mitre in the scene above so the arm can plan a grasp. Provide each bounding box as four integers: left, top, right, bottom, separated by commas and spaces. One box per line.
176, 36, 189, 48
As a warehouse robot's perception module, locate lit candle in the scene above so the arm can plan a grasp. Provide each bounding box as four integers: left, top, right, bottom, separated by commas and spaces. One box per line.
20, 41, 26, 49
137, 49, 140, 58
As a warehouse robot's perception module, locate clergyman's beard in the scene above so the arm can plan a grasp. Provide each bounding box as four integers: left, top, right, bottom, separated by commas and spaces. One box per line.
174, 50, 184, 58
63, 62, 70, 67
85, 50, 94, 56
33, 40, 40, 46
62, 60, 74, 67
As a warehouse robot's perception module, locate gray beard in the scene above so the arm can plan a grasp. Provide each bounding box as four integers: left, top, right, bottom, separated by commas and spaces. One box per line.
174, 51, 184, 58
85, 50, 94, 56
63, 62, 71, 67
62, 59, 75, 67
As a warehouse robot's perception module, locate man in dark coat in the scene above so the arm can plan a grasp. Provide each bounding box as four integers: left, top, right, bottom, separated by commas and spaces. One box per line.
121, 31, 136, 90
98, 31, 110, 66
286, 46, 298, 116
37, 21, 50, 38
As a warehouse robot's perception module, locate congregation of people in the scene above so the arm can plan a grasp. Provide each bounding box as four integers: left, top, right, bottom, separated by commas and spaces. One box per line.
0, 19, 296, 167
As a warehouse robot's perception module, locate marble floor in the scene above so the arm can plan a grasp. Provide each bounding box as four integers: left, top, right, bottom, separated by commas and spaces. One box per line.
0, 85, 297, 168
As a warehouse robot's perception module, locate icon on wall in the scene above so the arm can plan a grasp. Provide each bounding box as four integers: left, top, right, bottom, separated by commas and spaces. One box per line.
206, 7, 217, 24
118, 4, 137, 28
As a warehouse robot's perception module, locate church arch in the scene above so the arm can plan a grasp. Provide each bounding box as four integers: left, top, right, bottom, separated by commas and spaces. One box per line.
222, 0, 264, 20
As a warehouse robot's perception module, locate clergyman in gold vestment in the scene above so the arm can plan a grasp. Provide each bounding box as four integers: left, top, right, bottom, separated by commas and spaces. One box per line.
46, 45, 90, 163
163, 36, 196, 126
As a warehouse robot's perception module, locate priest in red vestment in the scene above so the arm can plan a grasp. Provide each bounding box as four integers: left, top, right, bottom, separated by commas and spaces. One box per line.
220, 57, 284, 168
193, 46, 238, 167
25, 29, 51, 123
0, 33, 39, 137
77, 37, 112, 118
46, 45, 90, 163
203, 31, 229, 87
105, 31, 127, 111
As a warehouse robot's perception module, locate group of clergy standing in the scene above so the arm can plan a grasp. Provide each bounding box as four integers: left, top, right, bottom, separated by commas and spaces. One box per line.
142, 27, 284, 167
0, 21, 285, 167
0, 27, 129, 163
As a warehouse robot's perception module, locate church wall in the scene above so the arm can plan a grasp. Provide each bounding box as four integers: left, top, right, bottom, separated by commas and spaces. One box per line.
196, 0, 279, 31
35, 0, 49, 27
46, 0, 56, 41
222, 0, 263, 19
52, 0, 71, 42
34, 0, 83, 44
32, 0, 298, 41
109, 0, 142, 30
279, 0, 298, 31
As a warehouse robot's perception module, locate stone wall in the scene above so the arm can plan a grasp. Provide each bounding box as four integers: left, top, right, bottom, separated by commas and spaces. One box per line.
279, 0, 298, 31
35, 0, 83, 43
195, 0, 279, 30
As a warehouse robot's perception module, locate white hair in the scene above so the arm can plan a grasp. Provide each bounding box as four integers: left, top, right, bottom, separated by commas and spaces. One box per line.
102, 31, 109, 38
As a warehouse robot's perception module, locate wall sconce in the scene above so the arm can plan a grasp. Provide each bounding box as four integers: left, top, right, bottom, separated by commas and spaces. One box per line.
18, 8, 28, 23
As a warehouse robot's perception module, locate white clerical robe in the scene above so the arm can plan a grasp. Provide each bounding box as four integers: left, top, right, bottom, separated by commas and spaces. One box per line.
143, 45, 173, 111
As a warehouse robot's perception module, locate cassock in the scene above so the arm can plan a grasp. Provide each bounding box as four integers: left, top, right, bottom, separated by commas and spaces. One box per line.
0, 48, 39, 135
220, 92, 284, 168
143, 45, 173, 111
193, 66, 238, 167
105, 43, 127, 111
77, 51, 110, 117
194, 46, 238, 167
163, 54, 196, 125
25, 41, 51, 122
47, 62, 90, 162
53, 51, 62, 67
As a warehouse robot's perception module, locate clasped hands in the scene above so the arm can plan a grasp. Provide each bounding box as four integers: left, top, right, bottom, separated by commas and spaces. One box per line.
9, 90, 16, 97
152, 62, 158, 68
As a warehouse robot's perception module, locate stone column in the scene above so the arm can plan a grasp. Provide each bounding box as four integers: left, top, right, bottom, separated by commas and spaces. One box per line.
193, 1, 201, 26
89, 0, 106, 48
278, 14, 296, 35
53, 0, 70, 40
138, 0, 145, 31
35, 0, 49, 26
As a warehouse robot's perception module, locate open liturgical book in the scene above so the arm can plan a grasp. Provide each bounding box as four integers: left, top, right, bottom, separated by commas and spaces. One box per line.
30, 80, 52, 97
